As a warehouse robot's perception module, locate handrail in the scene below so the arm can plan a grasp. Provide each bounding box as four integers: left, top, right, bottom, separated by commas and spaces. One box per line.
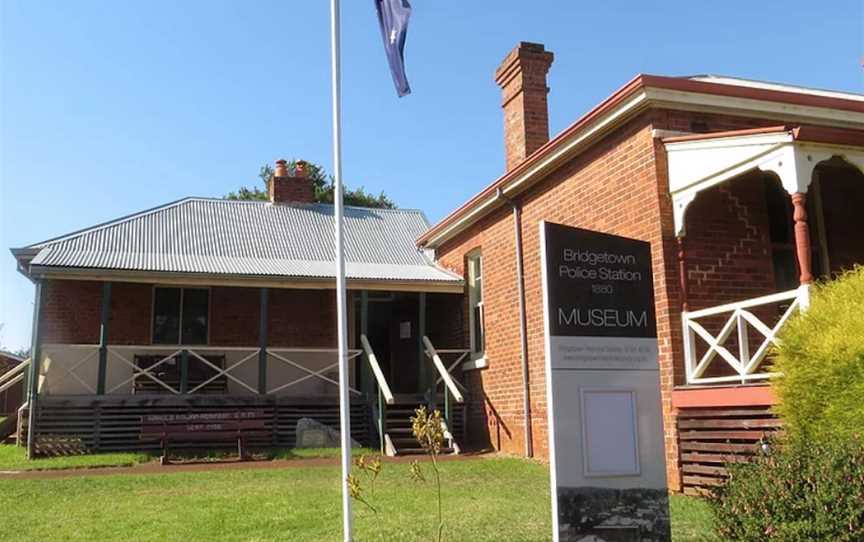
0, 358, 29, 393
360, 335, 394, 405
422, 336, 464, 404
686, 288, 799, 319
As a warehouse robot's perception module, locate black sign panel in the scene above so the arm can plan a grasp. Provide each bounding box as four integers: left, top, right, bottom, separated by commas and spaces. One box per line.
542, 222, 656, 338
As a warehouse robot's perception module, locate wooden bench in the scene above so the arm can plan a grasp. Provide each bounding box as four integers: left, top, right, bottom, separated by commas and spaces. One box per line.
140, 410, 269, 464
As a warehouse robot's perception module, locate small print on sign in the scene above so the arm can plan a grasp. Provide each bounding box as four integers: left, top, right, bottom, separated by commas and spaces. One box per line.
540, 221, 671, 542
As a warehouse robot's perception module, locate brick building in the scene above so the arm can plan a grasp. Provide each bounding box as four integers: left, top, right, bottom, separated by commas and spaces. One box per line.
417, 42, 864, 492
9, 41, 864, 492
11, 160, 468, 457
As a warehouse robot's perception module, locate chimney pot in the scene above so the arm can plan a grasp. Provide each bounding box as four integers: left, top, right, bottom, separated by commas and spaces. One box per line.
495, 42, 554, 172
270, 158, 314, 204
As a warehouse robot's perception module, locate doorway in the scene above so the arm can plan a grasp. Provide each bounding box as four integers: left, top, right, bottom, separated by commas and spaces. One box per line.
356, 291, 425, 396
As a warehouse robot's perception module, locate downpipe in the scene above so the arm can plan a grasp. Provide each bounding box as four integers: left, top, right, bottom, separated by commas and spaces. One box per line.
495, 188, 533, 458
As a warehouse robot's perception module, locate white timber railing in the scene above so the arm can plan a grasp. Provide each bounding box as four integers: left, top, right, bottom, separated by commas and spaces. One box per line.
360, 334, 395, 455
266, 347, 362, 396
0, 358, 29, 394
683, 288, 802, 385
33, 344, 363, 397
422, 336, 469, 452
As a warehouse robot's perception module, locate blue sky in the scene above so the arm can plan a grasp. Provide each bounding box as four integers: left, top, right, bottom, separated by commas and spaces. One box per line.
1, 0, 862, 350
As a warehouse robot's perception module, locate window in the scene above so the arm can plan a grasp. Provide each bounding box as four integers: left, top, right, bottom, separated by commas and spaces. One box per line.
468, 252, 485, 358
152, 287, 209, 345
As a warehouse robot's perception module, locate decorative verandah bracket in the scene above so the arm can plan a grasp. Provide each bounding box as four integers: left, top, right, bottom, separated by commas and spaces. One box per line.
665, 129, 864, 237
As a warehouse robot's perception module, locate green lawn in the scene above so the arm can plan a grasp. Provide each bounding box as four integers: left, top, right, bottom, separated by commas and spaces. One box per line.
0, 444, 151, 471
0, 455, 716, 541
0, 445, 378, 472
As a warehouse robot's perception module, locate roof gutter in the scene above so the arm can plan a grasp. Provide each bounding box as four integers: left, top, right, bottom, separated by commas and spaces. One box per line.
25, 265, 465, 294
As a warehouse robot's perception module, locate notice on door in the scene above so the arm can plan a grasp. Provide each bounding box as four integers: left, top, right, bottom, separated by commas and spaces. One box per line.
540, 221, 671, 542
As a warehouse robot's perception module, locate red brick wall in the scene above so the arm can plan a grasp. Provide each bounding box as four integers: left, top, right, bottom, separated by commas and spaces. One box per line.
437, 113, 674, 463
210, 287, 261, 346
41, 280, 338, 349
682, 172, 777, 312
109, 282, 151, 344
41, 279, 101, 344
268, 289, 337, 347
433, 108, 798, 490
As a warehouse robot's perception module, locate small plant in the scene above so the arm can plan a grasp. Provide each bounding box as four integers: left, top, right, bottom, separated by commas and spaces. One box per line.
410, 406, 447, 542
347, 454, 384, 514
711, 436, 864, 541
771, 265, 864, 441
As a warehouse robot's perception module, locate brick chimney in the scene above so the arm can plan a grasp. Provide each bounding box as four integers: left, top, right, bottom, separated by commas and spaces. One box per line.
270, 159, 314, 204
495, 42, 554, 172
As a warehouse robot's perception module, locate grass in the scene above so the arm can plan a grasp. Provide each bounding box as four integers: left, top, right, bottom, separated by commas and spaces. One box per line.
670, 493, 720, 541
0, 455, 717, 541
0, 444, 150, 471
0, 445, 378, 471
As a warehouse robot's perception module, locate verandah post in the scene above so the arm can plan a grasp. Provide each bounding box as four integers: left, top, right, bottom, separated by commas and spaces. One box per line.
378, 386, 386, 455
258, 287, 268, 394
417, 291, 427, 397
97, 281, 112, 394
444, 384, 451, 430
26, 279, 45, 458
791, 192, 813, 309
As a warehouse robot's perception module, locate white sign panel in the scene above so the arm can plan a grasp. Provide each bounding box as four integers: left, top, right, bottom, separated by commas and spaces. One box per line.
540, 221, 671, 542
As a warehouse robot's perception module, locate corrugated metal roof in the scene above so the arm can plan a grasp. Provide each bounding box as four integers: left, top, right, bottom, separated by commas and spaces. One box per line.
23, 198, 461, 284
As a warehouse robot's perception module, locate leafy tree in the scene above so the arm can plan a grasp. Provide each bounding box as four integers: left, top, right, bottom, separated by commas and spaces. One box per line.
225, 159, 395, 208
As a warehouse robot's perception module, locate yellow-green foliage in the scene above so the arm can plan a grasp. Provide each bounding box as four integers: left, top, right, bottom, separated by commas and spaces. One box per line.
772, 266, 864, 441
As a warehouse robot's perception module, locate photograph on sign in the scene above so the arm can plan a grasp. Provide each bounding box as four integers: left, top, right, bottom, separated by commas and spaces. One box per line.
540, 221, 671, 542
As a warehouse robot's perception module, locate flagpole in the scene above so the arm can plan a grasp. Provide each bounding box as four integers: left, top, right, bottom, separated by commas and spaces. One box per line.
329, 0, 354, 540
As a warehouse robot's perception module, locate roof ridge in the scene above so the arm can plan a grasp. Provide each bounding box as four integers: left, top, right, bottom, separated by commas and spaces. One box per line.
186, 197, 425, 215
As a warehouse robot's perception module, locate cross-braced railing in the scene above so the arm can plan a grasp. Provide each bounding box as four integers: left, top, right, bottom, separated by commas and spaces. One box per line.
266, 347, 362, 396
40, 345, 99, 394
0, 357, 29, 394
683, 289, 801, 385
106, 345, 262, 395
422, 336, 469, 444
34, 344, 365, 397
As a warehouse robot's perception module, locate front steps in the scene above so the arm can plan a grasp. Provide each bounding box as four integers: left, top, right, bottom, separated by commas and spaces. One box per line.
382, 395, 465, 456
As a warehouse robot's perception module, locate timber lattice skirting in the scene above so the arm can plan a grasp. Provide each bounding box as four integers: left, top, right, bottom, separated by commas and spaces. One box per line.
20, 395, 370, 456
677, 405, 781, 495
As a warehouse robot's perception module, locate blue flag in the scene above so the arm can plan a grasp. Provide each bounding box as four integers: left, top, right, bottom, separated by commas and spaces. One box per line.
373, 0, 412, 97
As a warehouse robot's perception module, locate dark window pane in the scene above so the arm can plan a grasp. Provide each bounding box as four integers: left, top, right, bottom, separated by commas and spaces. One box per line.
153, 288, 181, 344
772, 249, 799, 291
765, 180, 792, 244
472, 305, 484, 354
182, 289, 209, 345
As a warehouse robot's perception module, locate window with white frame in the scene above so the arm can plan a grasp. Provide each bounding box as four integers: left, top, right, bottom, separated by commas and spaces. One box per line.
152, 287, 209, 345
468, 252, 485, 358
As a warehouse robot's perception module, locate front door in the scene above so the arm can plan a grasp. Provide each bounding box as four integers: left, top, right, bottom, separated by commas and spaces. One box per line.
358, 292, 424, 395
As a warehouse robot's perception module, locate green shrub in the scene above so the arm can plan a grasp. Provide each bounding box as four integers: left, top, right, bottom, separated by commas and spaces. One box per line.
712, 437, 864, 541
771, 265, 864, 441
